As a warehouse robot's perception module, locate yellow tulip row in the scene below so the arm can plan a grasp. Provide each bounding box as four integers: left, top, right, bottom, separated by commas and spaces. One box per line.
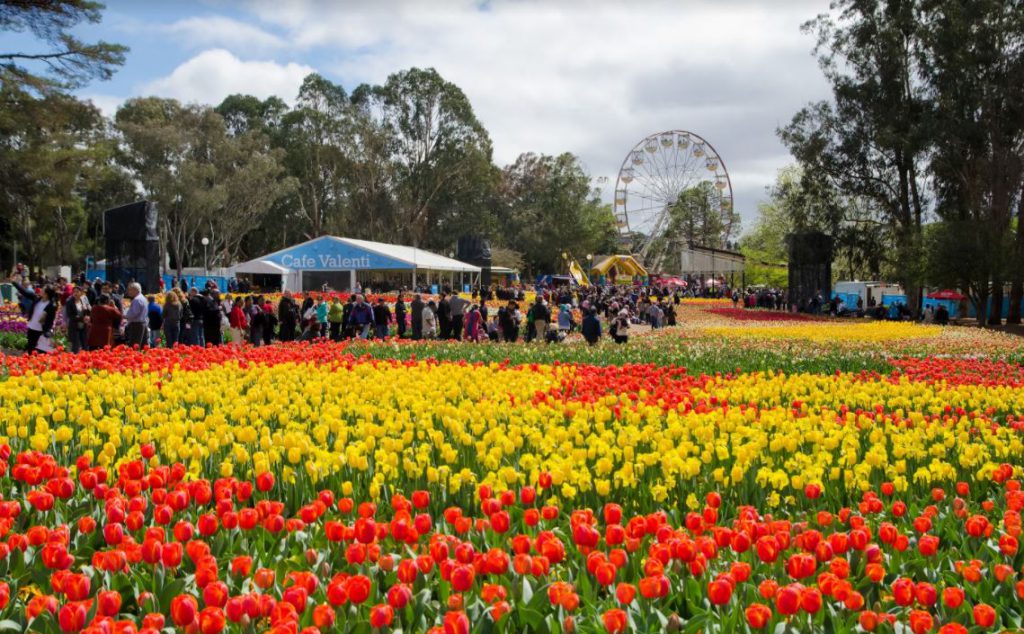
1, 360, 1021, 510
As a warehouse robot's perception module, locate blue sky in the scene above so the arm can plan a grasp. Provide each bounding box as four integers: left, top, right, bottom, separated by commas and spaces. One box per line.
24, 0, 834, 230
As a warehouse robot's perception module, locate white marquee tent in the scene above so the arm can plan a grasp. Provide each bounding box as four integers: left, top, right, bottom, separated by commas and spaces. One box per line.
232, 236, 480, 292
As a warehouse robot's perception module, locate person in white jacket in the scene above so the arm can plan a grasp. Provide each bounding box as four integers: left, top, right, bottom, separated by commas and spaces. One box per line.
422, 300, 437, 339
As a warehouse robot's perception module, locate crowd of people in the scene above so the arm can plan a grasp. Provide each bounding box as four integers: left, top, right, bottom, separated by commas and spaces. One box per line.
8, 265, 956, 356
7, 265, 693, 353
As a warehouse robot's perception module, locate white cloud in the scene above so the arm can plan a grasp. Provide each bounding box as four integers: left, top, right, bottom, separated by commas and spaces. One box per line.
81, 94, 124, 117
163, 16, 288, 52
139, 49, 314, 106
243, 0, 832, 228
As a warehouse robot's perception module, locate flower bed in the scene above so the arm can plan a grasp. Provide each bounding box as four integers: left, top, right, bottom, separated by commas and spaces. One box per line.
1, 301, 1023, 632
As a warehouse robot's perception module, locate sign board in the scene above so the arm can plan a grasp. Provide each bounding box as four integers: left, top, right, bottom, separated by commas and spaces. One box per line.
263, 236, 412, 271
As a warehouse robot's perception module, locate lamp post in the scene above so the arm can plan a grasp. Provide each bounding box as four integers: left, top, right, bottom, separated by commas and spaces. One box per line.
201, 237, 209, 275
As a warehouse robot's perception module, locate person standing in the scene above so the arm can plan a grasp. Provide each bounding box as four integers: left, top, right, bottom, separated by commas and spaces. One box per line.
315, 296, 329, 338
162, 291, 182, 348
342, 295, 355, 339
422, 300, 437, 338
262, 299, 277, 345
202, 290, 223, 346
464, 304, 481, 342
449, 293, 469, 341
86, 295, 122, 350
373, 297, 392, 339
123, 283, 149, 348
611, 309, 630, 344
410, 294, 424, 340
532, 297, 550, 343
174, 289, 192, 343
347, 294, 374, 339
11, 276, 57, 353
498, 304, 515, 342
436, 293, 451, 340
248, 297, 265, 346
278, 292, 298, 342
187, 288, 206, 346
147, 295, 163, 347
64, 286, 91, 353
229, 298, 247, 344
582, 308, 601, 345
395, 294, 407, 338
328, 297, 345, 341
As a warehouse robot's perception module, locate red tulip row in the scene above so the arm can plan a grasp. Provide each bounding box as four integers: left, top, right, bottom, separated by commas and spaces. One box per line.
1, 444, 1023, 633
890, 357, 1024, 387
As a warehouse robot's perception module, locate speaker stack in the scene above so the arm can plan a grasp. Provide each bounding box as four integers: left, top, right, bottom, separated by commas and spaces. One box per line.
456, 235, 493, 287
104, 201, 161, 293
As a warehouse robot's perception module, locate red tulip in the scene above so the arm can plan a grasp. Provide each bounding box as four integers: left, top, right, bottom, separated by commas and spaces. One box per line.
602, 608, 628, 633
346, 575, 371, 605
412, 490, 430, 509
97, 590, 123, 616
774, 585, 801, 616
255, 472, 274, 492
199, 606, 226, 634
58, 602, 87, 633
369, 604, 394, 628
160, 542, 183, 568
973, 603, 996, 628
745, 603, 772, 629
708, 579, 733, 606
615, 583, 636, 605
908, 609, 933, 634
170, 595, 199, 627
444, 610, 470, 634
450, 564, 475, 592
892, 577, 915, 606
62, 573, 90, 601
312, 603, 335, 629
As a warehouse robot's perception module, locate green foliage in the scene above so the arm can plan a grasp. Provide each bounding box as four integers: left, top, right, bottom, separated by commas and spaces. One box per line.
360, 67, 495, 250
0, 0, 126, 92
496, 152, 618, 275
780, 0, 931, 309
115, 97, 295, 275
917, 0, 1024, 323
0, 83, 124, 269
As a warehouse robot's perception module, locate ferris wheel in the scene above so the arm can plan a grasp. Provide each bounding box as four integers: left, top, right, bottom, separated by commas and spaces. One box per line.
613, 130, 735, 266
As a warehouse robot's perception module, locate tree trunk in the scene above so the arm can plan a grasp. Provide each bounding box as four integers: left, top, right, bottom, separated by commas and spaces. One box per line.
1008, 195, 1024, 324
974, 285, 989, 327
1008, 279, 1022, 325
988, 276, 1003, 326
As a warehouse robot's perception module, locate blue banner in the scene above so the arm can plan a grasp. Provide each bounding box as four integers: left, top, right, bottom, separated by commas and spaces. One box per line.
263, 237, 411, 270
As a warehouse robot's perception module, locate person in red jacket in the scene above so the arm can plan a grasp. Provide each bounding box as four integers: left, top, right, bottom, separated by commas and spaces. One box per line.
228, 299, 247, 345
87, 295, 123, 350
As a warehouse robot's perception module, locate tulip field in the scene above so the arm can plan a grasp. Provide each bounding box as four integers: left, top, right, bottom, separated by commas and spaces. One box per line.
1, 304, 1024, 633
